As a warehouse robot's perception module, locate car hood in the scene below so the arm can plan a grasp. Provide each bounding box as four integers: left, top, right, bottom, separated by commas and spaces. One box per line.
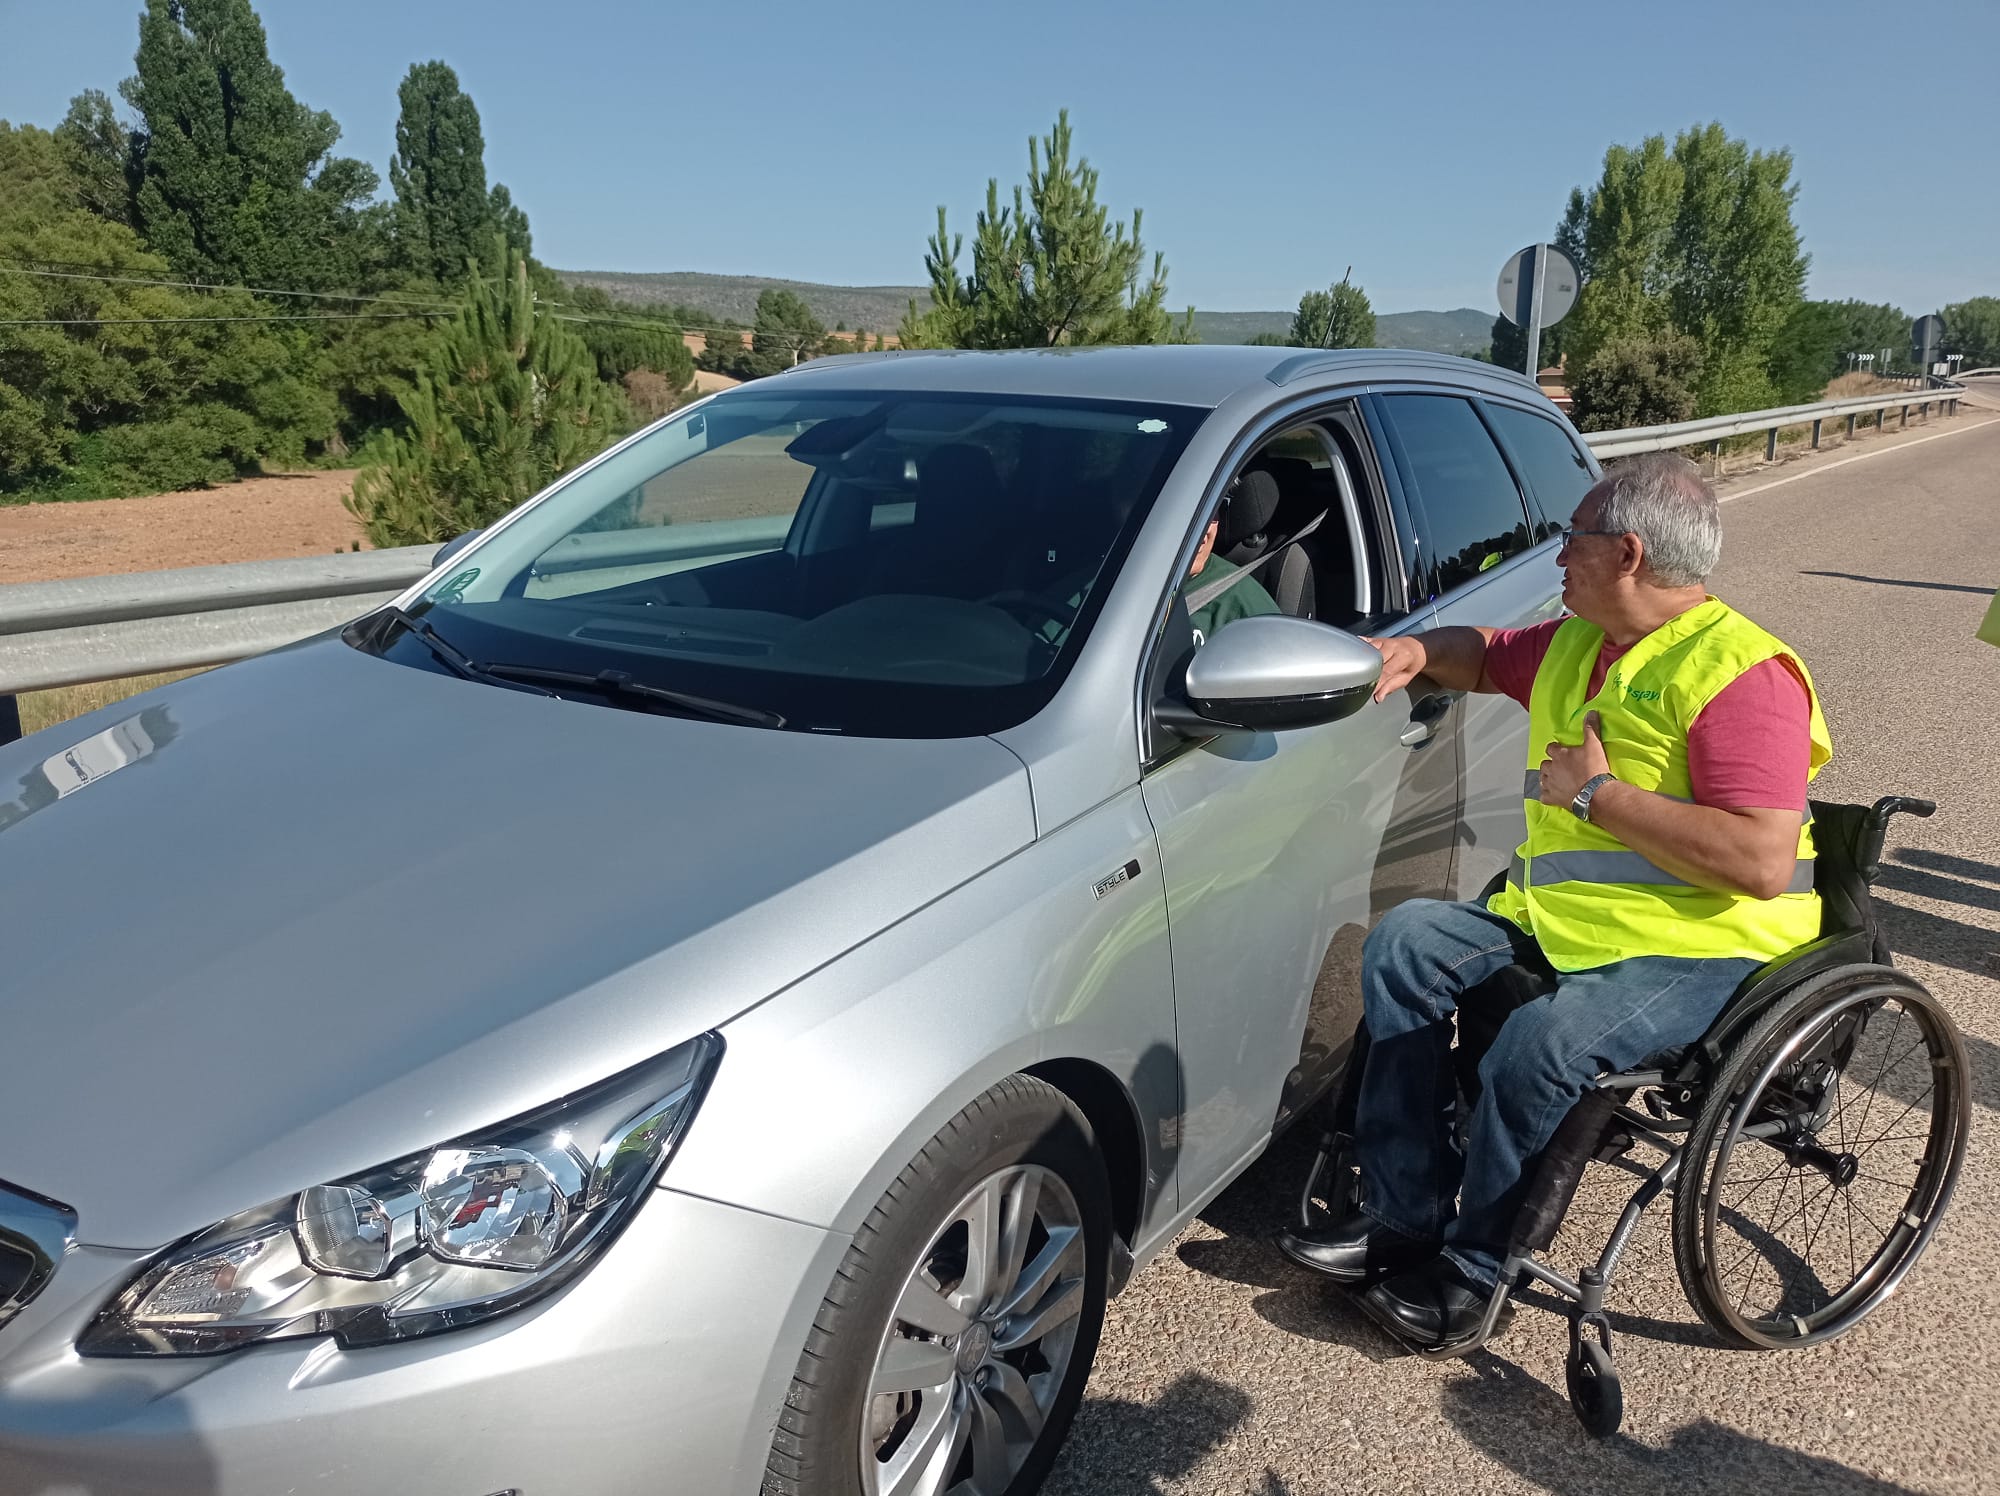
0, 639, 1034, 1247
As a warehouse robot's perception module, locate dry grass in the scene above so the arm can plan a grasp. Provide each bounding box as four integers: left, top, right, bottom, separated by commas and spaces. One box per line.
1824, 372, 1909, 399
17, 670, 202, 738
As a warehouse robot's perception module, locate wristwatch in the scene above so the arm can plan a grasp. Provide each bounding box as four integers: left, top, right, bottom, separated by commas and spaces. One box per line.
1571, 773, 1616, 822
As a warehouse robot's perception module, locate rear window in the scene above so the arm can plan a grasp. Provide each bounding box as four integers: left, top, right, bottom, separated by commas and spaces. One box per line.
1484, 402, 1596, 540
1377, 394, 1534, 595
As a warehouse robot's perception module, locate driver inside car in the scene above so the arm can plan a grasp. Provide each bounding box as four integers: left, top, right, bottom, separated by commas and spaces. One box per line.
1184, 473, 1280, 645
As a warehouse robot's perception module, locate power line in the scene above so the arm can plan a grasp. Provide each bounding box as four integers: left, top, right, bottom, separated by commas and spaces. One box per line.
0, 312, 445, 326
0, 261, 885, 342
0, 259, 465, 311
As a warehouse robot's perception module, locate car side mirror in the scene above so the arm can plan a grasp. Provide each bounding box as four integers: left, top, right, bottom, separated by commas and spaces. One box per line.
432, 530, 482, 568
1163, 614, 1383, 733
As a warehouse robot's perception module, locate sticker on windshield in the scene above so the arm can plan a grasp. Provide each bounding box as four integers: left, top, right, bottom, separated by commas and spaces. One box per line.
1136, 419, 1169, 434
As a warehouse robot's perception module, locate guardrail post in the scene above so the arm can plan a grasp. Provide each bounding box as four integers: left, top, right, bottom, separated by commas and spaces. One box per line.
1708, 438, 1721, 475
1811, 418, 1822, 449
1900, 404, 1909, 429
1766, 426, 1779, 462
1846, 412, 1857, 438
1, 694, 20, 748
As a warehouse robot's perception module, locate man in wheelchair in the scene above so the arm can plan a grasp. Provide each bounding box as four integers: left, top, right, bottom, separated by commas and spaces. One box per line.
1276, 453, 1839, 1347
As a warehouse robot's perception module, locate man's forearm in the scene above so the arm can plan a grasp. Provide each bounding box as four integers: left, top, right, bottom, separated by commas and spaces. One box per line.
1585, 782, 1799, 899
1408, 626, 1497, 693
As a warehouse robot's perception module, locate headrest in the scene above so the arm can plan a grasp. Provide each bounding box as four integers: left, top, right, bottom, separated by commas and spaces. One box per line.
919, 443, 1001, 501
1219, 468, 1282, 549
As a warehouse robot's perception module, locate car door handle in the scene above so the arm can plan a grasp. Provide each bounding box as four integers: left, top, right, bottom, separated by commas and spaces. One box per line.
1399, 691, 1457, 747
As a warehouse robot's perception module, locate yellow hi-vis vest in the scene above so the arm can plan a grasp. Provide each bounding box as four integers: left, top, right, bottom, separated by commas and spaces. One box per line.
1485, 597, 1833, 972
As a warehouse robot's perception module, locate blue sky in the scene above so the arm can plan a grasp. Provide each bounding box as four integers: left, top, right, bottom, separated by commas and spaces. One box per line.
3, 0, 1992, 316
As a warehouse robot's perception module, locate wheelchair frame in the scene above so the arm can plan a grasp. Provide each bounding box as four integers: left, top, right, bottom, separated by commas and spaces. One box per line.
1297, 796, 1969, 1439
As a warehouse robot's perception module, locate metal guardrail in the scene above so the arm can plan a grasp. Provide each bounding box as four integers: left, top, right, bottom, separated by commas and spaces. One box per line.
0, 380, 1970, 739
1587, 384, 1965, 458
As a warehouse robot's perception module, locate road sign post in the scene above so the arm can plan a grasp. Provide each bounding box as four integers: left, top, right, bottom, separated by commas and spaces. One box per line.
1497, 243, 1579, 381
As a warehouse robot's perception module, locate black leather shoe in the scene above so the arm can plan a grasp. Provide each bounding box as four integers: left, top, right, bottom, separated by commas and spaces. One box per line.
1357, 1256, 1509, 1350
1273, 1218, 1441, 1285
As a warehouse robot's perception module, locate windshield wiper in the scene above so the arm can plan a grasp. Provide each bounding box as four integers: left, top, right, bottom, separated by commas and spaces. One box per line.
476, 663, 786, 729
366, 605, 557, 697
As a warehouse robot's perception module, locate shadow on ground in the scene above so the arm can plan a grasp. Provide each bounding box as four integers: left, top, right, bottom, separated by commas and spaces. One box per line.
1443, 1352, 1923, 1496
1042, 1370, 1257, 1496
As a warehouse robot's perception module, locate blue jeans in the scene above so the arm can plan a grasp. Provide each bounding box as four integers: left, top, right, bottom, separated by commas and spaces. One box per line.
1354, 898, 1757, 1288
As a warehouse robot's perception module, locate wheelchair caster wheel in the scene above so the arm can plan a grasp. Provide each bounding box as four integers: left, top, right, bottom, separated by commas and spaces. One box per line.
1565, 1338, 1623, 1438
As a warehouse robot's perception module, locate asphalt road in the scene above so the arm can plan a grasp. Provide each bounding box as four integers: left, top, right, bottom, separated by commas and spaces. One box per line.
1046, 390, 2000, 1496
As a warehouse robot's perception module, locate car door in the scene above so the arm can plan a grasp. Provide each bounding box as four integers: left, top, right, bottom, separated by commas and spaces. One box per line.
1367, 391, 1572, 901
1139, 410, 1457, 1214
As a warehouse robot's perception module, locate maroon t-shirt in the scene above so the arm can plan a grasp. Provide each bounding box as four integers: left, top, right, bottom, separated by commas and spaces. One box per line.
1483, 619, 1812, 812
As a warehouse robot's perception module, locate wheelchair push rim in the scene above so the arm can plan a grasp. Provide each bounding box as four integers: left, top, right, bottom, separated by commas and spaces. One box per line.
1678, 970, 1969, 1351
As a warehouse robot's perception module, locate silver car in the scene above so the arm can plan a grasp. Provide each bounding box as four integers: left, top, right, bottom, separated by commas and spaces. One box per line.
0, 346, 1586, 1496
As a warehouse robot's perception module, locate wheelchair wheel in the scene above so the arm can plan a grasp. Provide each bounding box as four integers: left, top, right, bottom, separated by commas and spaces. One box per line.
1672, 966, 1969, 1350
1565, 1337, 1623, 1439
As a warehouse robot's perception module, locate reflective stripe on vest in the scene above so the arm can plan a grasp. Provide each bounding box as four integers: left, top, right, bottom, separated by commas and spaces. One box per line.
1508, 849, 1816, 895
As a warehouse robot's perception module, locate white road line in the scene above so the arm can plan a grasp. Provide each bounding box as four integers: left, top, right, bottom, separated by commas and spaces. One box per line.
1717, 415, 2000, 503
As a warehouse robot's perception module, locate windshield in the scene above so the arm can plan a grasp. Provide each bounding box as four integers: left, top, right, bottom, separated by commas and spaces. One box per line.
359, 389, 1201, 736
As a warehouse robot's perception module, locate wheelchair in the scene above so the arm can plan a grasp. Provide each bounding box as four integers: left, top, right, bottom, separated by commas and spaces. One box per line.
1296, 796, 1971, 1437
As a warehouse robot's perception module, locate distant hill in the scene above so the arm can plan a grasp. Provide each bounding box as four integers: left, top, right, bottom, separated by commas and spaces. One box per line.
558, 270, 926, 335
554, 269, 1495, 356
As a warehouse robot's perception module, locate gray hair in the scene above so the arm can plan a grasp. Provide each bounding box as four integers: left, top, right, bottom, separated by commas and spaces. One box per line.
1596, 453, 1721, 587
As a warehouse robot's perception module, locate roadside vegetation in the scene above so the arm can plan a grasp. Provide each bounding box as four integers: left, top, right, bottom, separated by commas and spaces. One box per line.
5, 3, 1996, 531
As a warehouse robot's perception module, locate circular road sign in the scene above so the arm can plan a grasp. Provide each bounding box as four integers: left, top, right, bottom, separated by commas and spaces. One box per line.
1497, 244, 1580, 329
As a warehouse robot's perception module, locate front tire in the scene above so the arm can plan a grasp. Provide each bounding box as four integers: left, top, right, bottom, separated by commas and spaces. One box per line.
764, 1075, 1111, 1496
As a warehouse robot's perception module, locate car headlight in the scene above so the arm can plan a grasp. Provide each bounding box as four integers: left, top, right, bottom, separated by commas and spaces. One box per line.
80, 1035, 720, 1357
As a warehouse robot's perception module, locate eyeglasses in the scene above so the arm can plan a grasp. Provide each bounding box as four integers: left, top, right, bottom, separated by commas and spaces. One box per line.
1556, 526, 1624, 546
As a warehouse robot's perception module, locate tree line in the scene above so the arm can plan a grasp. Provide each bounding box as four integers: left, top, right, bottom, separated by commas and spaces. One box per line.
4, 3, 1995, 546
1480, 126, 1998, 429
0, 0, 711, 521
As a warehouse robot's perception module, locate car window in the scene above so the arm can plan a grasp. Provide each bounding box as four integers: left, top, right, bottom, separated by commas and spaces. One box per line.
366, 391, 1201, 738
1483, 402, 1595, 541
1377, 394, 1533, 594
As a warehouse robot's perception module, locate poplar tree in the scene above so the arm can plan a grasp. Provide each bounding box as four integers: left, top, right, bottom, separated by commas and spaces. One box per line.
390, 62, 492, 284
121, 0, 377, 288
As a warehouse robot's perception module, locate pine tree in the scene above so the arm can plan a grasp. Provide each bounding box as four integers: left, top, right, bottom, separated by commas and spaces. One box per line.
748, 288, 825, 374
1289, 269, 1375, 349
347, 241, 625, 545
390, 62, 492, 284
899, 111, 1193, 348
121, 0, 378, 288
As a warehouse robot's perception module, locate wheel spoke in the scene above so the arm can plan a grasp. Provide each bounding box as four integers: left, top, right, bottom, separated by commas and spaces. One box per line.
1846, 1003, 1909, 1146
960, 1177, 1008, 1310
1843, 1190, 1857, 1284
995, 1273, 1085, 1352
1854, 1170, 1921, 1189
873, 1337, 956, 1396
993, 1173, 1036, 1313
963, 1384, 1011, 1493
994, 1224, 1079, 1319
1719, 1155, 1790, 1212
982, 1361, 1047, 1443
897, 1277, 972, 1339
1776, 1178, 1843, 1315
877, 1394, 966, 1496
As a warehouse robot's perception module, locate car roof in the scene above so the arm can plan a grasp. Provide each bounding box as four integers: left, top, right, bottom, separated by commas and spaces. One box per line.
747, 343, 1548, 410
